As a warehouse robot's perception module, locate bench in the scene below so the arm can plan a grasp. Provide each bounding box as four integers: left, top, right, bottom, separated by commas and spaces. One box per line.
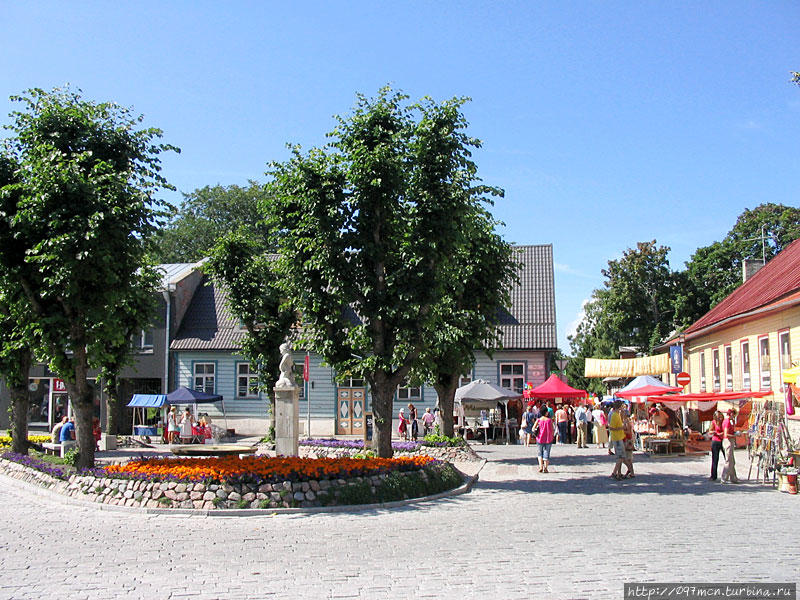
40, 441, 76, 457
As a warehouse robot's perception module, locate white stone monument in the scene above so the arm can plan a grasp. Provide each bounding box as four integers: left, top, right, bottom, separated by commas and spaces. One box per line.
274, 341, 299, 456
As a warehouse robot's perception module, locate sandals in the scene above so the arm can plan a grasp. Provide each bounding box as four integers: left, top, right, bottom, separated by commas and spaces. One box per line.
624, 473, 635, 479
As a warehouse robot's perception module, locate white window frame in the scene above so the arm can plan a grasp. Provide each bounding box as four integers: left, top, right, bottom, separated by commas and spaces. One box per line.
236, 362, 259, 399
459, 374, 472, 388
724, 345, 733, 391
758, 336, 771, 391
779, 330, 791, 391
397, 382, 421, 402
740, 340, 751, 391
699, 351, 706, 392
499, 362, 525, 394
193, 363, 216, 394
712, 348, 721, 392
134, 329, 154, 353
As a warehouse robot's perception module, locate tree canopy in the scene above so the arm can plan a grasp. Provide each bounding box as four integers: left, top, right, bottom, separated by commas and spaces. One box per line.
155, 182, 270, 262
0, 86, 175, 467
266, 87, 507, 456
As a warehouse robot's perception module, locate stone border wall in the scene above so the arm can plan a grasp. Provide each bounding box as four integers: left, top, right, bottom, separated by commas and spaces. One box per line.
259, 444, 482, 462
0, 457, 459, 510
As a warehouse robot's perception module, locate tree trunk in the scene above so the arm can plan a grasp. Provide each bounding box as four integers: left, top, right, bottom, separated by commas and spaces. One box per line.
104, 375, 119, 435
10, 388, 30, 454
434, 372, 459, 437
369, 376, 396, 458
9, 353, 32, 455
65, 380, 96, 469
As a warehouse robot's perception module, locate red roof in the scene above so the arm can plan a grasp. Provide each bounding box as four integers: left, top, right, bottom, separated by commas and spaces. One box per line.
683, 237, 800, 337
524, 374, 587, 398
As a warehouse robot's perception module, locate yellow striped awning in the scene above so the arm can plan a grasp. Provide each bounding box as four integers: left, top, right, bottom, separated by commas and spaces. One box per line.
584, 354, 670, 378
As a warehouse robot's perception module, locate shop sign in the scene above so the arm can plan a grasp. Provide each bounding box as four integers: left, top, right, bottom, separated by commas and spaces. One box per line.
303, 355, 310, 382
53, 379, 67, 393
669, 345, 683, 373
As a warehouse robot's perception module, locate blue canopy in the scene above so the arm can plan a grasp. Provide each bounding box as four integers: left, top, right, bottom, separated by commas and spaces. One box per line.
166, 386, 223, 404
127, 394, 168, 408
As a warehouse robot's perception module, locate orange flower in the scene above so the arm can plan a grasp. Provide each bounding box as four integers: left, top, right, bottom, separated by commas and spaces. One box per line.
103, 455, 436, 483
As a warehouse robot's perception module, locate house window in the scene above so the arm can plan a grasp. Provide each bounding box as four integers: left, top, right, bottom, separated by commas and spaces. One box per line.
459, 374, 472, 388
134, 329, 154, 353
759, 336, 771, 390
193, 363, 215, 394
699, 351, 706, 391
741, 341, 751, 391
500, 363, 525, 394
397, 382, 421, 402
712, 348, 720, 392
236, 363, 259, 398
340, 376, 365, 388
779, 330, 792, 371
725, 345, 733, 391
293, 363, 305, 400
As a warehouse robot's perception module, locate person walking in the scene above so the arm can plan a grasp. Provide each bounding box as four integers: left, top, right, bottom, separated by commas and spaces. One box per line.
609, 400, 627, 480
575, 404, 588, 448
167, 406, 180, 444
555, 404, 568, 444
585, 405, 594, 449
709, 410, 725, 481
621, 408, 635, 478
521, 404, 535, 447
535, 409, 555, 473
421, 407, 436, 436
592, 404, 609, 448
397, 408, 409, 441
407, 403, 419, 441
721, 409, 740, 483
566, 404, 575, 444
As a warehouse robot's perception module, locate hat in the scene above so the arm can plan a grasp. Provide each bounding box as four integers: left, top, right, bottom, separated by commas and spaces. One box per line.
726, 408, 736, 415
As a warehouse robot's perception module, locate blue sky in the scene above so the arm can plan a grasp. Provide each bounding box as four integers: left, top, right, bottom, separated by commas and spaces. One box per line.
3, 1, 799, 351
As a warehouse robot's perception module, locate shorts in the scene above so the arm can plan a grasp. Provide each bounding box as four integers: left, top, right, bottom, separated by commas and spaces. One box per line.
610, 439, 626, 456
538, 443, 552, 460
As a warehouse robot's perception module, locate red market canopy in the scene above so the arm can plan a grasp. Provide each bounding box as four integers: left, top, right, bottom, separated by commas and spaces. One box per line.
524, 374, 587, 399
617, 385, 683, 400
645, 390, 773, 403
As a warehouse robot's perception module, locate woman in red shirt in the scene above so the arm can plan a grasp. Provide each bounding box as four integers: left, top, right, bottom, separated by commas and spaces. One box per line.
709, 411, 725, 481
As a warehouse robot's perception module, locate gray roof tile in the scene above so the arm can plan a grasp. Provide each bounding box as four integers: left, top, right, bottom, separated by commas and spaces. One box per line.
172, 244, 556, 352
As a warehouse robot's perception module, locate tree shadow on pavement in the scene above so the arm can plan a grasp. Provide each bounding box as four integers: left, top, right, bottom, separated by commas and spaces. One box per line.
474, 472, 769, 496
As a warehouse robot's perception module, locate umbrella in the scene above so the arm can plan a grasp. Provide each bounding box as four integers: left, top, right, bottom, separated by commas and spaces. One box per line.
454, 379, 521, 444
616, 375, 681, 401
166, 387, 227, 430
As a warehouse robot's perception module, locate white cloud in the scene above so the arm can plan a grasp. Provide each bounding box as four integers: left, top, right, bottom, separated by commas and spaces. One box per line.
553, 262, 595, 279
564, 298, 591, 346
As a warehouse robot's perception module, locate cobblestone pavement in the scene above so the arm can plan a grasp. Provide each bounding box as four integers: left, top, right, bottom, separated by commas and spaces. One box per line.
1, 442, 798, 600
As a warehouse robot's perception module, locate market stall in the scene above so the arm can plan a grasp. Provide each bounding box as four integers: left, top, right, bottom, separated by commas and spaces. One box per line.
524, 374, 587, 404
127, 394, 168, 443
454, 380, 521, 444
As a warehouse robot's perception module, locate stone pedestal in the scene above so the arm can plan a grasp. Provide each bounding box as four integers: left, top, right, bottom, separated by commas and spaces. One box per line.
274, 384, 300, 457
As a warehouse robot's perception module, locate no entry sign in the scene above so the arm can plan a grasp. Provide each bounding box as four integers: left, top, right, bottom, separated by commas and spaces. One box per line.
676, 371, 691, 386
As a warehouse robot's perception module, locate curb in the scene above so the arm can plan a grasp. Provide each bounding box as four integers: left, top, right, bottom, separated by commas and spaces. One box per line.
0, 458, 485, 517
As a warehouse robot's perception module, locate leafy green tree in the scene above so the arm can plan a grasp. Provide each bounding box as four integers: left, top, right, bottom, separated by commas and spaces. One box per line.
204, 229, 296, 438
417, 214, 520, 437
567, 241, 677, 387
155, 183, 270, 262
267, 87, 500, 457
0, 153, 36, 454
674, 203, 800, 327
0, 87, 176, 468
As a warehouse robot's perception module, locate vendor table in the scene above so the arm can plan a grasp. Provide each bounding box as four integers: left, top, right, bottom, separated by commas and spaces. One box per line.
641, 436, 685, 456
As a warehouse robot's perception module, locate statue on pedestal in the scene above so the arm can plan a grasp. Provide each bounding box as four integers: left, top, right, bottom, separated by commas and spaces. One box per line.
275, 341, 295, 389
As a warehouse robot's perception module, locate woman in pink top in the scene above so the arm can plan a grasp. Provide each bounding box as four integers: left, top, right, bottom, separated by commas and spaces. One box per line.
721, 409, 740, 483
535, 411, 555, 473
709, 411, 725, 481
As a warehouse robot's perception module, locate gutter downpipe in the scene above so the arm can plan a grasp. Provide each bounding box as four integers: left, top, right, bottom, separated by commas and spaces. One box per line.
162, 288, 173, 395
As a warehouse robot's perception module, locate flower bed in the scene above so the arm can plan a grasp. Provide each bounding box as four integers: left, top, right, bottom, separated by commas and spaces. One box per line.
0, 452, 464, 510
293, 438, 482, 463
0, 435, 53, 448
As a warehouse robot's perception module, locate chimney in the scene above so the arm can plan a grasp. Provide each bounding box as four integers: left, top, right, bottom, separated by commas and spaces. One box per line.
742, 258, 765, 282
